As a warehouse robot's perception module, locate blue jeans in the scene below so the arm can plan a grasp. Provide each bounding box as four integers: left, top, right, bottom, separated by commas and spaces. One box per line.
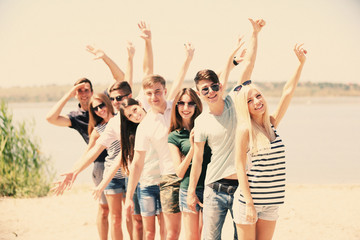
203, 185, 238, 240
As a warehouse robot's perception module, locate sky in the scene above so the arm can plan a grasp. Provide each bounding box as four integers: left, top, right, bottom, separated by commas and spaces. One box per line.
0, 0, 360, 88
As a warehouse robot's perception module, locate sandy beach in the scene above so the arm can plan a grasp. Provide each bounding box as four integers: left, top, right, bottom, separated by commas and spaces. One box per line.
1, 184, 359, 240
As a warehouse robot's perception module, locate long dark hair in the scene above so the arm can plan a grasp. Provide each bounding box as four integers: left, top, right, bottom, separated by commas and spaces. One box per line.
169, 88, 202, 133
88, 93, 114, 135
119, 98, 144, 174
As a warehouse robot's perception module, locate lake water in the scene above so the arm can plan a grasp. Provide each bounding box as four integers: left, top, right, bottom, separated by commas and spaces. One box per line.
8, 97, 360, 184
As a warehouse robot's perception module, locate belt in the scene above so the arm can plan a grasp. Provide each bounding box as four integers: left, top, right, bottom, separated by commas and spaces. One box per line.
208, 182, 238, 195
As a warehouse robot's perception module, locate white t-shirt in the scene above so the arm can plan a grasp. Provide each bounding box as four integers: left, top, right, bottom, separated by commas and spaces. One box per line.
134, 100, 175, 175
194, 91, 237, 185
138, 146, 161, 187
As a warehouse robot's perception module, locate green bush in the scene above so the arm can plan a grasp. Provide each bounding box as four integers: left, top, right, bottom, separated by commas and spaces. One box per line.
0, 100, 54, 197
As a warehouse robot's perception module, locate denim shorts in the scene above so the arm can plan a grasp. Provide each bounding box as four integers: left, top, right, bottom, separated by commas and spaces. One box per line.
104, 178, 126, 195
233, 199, 279, 224
137, 184, 162, 217
124, 178, 141, 215
92, 162, 108, 205
179, 188, 204, 212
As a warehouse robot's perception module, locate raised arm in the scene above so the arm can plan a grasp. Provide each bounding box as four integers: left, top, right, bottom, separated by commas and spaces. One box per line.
169, 129, 195, 178
235, 126, 256, 223
218, 37, 246, 91
236, 18, 266, 86
167, 43, 195, 101
138, 21, 153, 77
86, 45, 125, 82
271, 44, 307, 128
46, 83, 86, 127
186, 141, 205, 211
124, 41, 135, 88
124, 150, 147, 220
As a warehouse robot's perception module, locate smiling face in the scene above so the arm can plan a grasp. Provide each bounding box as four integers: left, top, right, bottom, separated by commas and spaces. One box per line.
92, 98, 108, 120
76, 82, 93, 107
247, 88, 266, 117
144, 82, 167, 108
177, 94, 196, 120
110, 89, 131, 112
123, 104, 146, 123
196, 79, 222, 105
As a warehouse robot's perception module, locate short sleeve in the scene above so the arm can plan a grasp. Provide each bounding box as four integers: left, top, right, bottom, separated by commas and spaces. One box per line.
134, 121, 150, 152
67, 111, 78, 129
97, 115, 120, 148
66, 111, 89, 143
168, 131, 179, 146
194, 117, 207, 143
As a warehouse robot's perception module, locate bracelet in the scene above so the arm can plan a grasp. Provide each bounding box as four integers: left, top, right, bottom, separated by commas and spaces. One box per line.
233, 57, 239, 66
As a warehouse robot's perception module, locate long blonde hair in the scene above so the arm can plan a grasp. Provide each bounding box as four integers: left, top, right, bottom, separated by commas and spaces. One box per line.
234, 84, 275, 153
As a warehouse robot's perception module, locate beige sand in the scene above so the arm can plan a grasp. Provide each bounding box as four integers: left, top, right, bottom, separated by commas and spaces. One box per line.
1, 184, 359, 240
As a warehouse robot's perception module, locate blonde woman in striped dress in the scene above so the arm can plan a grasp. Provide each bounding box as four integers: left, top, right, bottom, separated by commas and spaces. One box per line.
233, 43, 307, 240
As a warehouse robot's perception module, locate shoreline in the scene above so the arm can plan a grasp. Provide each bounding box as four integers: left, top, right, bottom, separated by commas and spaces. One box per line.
1, 184, 359, 240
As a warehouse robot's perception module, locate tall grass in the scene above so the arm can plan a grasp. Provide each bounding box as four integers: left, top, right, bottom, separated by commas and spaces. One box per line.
0, 100, 54, 197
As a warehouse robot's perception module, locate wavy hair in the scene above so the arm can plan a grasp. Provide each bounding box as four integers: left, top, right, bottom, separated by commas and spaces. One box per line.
88, 93, 114, 136
234, 84, 275, 153
169, 88, 203, 133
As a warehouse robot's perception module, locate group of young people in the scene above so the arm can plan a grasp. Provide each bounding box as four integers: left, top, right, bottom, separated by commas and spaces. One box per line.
49, 18, 307, 240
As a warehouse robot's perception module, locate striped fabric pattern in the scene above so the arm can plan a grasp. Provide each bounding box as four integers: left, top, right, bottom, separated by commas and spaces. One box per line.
95, 123, 124, 179
239, 127, 286, 206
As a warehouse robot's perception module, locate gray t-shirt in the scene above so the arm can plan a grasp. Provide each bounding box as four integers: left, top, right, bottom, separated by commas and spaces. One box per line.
194, 92, 237, 185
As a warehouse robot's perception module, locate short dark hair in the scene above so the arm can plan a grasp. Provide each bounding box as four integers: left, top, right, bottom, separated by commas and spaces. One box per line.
109, 81, 132, 95
74, 78, 93, 92
194, 69, 219, 89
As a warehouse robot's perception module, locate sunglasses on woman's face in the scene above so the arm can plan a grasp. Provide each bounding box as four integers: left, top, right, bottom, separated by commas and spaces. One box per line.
110, 94, 129, 102
177, 101, 196, 108
92, 102, 106, 112
234, 80, 252, 92
201, 84, 220, 96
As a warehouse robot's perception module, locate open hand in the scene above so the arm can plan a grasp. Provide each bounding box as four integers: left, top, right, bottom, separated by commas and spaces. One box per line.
138, 21, 151, 41
86, 45, 105, 60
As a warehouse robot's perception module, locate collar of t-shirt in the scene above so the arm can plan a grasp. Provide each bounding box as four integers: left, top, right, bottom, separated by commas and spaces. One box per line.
77, 103, 87, 113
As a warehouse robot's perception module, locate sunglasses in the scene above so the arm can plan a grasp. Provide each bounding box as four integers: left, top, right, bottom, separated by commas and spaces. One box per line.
201, 84, 220, 96
110, 94, 129, 102
92, 102, 106, 112
234, 80, 252, 92
177, 101, 196, 108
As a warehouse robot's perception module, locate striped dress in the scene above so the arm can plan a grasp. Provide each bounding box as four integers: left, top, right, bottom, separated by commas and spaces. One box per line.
95, 123, 125, 179
239, 127, 286, 206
